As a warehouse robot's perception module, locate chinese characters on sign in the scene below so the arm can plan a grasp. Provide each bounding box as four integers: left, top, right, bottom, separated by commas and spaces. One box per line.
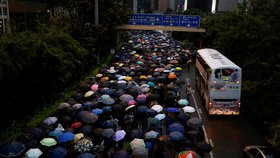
128, 14, 200, 28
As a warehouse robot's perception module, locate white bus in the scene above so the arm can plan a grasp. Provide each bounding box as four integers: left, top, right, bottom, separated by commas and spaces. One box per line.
195, 48, 242, 115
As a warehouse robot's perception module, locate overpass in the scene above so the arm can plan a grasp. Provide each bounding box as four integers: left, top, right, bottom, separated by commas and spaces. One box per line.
116, 25, 205, 32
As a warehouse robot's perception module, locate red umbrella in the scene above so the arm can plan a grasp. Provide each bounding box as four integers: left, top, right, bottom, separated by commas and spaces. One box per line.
71, 122, 83, 129
177, 150, 201, 158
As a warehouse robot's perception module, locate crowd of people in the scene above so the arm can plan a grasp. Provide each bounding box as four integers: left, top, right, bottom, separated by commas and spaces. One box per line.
0, 31, 212, 158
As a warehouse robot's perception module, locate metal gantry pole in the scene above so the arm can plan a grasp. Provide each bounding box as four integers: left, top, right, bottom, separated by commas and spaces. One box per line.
95, 0, 99, 25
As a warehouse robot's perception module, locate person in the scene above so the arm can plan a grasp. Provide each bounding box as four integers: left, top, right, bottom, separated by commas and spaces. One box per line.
186, 84, 191, 101
230, 69, 239, 82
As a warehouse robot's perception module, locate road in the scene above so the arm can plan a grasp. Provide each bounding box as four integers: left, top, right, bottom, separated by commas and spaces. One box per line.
179, 63, 267, 158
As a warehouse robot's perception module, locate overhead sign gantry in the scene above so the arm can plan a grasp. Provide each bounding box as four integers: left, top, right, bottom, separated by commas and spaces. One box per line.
116, 14, 205, 32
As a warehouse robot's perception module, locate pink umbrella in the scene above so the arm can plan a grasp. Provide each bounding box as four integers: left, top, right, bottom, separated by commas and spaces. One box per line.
91, 84, 99, 92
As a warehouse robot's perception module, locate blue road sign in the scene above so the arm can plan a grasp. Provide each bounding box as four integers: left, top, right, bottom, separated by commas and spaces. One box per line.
162, 15, 180, 26
180, 15, 200, 28
128, 14, 200, 28
128, 14, 163, 26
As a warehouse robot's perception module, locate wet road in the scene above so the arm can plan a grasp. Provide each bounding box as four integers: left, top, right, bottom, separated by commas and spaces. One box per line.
179, 63, 267, 158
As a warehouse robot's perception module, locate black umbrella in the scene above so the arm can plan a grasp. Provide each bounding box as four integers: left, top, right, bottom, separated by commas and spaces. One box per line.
0, 142, 25, 158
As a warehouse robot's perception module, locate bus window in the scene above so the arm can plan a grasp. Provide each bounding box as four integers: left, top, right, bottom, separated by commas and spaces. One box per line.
214, 69, 222, 79
221, 68, 234, 76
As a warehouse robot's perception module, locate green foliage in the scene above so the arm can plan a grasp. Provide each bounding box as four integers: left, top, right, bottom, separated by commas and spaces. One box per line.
268, 120, 280, 149
193, 0, 280, 148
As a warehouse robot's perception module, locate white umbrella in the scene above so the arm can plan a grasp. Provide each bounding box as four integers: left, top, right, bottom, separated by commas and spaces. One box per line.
154, 113, 166, 121
43, 116, 57, 125
84, 91, 94, 97
144, 130, 159, 139
182, 106, 196, 113
151, 104, 163, 113
113, 130, 126, 141
25, 148, 43, 158
130, 138, 146, 150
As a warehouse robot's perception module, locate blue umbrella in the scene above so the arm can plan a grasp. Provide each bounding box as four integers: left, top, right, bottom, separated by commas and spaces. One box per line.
82, 101, 94, 108
92, 108, 103, 115
49, 130, 63, 138
145, 109, 157, 117
49, 146, 67, 158
168, 131, 184, 141
78, 125, 93, 136
167, 123, 185, 134
28, 127, 43, 139
58, 132, 75, 143
112, 150, 130, 158
166, 107, 179, 113
75, 153, 95, 158
0, 142, 25, 157
137, 106, 149, 113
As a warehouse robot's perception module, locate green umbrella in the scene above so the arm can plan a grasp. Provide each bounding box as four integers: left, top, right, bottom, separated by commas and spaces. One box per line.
40, 138, 57, 147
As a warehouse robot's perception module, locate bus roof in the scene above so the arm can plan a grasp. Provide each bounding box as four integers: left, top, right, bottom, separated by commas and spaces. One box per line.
197, 48, 241, 70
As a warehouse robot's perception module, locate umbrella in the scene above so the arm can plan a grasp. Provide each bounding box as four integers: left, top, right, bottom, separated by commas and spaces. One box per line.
137, 106, 148, 113
76, 111, 98, 124
119, 94, 134, 102
125, 104, 136, 111
58, 102, 71, 109
129, 129, 143, 139
130, 138, 146, 150
183, 106, 196, 113
112, 150, 130, 158
195, 141, 212, 153
48, 130, 63, 138
92, 108, 103, 115
144, 130, 159, 139
177, 150, 201, 158
155, 113, 166, 121
74, 133, 85, 143
151, 104, 163, 113
102, 128, 115, 138
99, 95, 115, 105
71, 122, 83, 129
91, 84, 99, 92
168, 131, 184, 141
78, 125, 93, 136
166, 107, 179, 113
72, 103, 82, 110
0, 142, 25, 158
167, 123, 185, 134
168, 73, 177, 79
128, 100, 137, 105
82, 101, 94, 108
25, 148, 42, 158
49, 146, 67, 158
113, 130, 126, 141
58, 132, 75, 143
43, 116, 57, 125
187, 117, 202, 129
74, 137, 94, 153
147, 117, 160, 128
132, 147, 149, 157
178, 99, 189, 106
112, 104, 125, 112
76, 153, 95, 158
146, 109, 158, 117
40, 138, 57, 147
84, 91, 95, 98
93, 128, 104, 136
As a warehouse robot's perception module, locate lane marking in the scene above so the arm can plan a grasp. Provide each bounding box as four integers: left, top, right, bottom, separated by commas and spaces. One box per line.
186, 78, 214, 158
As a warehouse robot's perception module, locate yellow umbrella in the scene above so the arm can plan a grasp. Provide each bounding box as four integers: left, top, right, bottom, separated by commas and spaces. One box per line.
175, 67, 182, 71
139, 75, 147, 80
124, 76, 133, 81
73, 133, 84, 143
